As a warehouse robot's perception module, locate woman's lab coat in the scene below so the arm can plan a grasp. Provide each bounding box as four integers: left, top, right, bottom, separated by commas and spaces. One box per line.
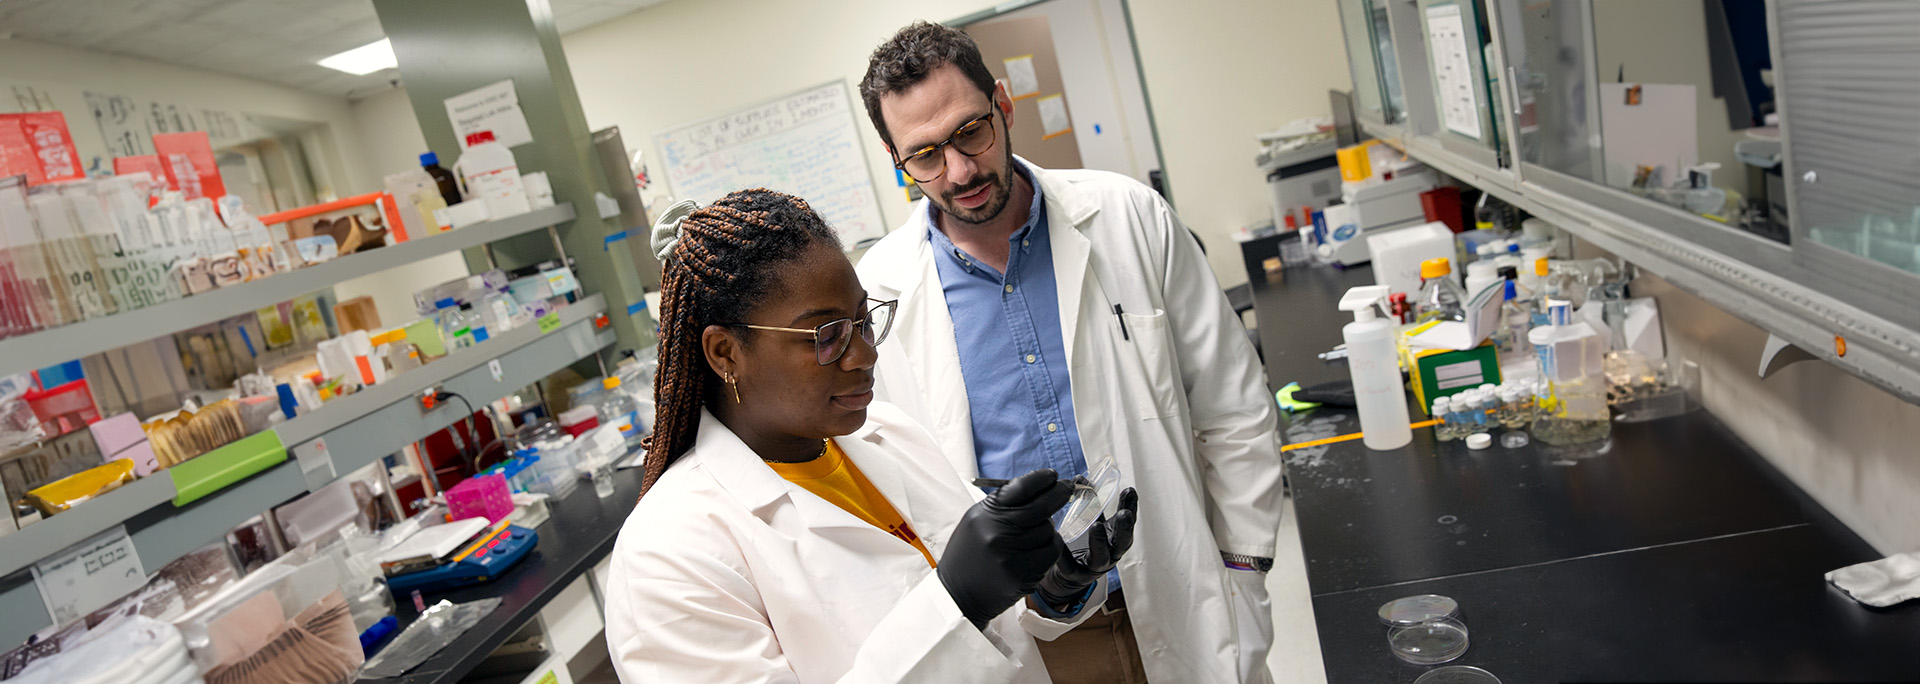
603, 403, 1096, 684
857, 158, 1287, 683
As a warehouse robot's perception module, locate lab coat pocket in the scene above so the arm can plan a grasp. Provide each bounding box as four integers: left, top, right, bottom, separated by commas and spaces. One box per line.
1117, 309, 1182, 420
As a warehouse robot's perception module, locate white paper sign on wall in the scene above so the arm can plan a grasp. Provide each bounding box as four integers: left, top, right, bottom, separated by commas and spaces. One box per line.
445, 80, 535, 149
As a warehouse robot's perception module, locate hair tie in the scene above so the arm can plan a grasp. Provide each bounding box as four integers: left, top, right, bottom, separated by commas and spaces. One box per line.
650, 199, 702, 263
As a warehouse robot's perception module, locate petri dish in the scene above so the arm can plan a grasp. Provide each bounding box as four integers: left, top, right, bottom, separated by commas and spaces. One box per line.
1378, 594, 1460, 626
1053, 462, 1122, 541
1388, 617, 1469, 665
1413, 665, 1502, 684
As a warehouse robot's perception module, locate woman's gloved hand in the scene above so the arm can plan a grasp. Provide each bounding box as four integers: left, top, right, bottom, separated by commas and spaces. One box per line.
937, 469, 1073, 629
1036, 487, 1138, 613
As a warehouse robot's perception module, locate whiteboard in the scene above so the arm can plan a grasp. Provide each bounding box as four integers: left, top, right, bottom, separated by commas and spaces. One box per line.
654, 81, 888, 249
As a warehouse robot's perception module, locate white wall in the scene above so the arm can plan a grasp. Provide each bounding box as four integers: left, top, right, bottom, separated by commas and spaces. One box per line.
338, 86, 471, 326
1126, 0, 1354, 287
0, 38, 380, 196
349, 87, 434, 184
560, 0, 1001, 235
558, 0, 1353, 289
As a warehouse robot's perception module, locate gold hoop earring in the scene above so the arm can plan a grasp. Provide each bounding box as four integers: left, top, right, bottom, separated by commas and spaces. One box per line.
726, 373, 741, 404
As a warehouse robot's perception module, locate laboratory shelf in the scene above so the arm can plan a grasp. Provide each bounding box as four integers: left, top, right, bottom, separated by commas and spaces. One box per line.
0, 294, 612, 648
274, 292, 608, 452
0, 203, 576, 378
0, 474, 176, 579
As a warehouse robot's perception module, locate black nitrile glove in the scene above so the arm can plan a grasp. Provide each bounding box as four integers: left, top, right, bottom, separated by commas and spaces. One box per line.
1036, 487, 1137, 612
937, 469, 1073, 629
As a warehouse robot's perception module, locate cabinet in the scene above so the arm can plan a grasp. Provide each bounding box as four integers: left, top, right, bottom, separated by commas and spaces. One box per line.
1493, 0, 1599, 181
1339, 0, 1403, 122
1415, 0, 1507, 167
1332, 0, 1920, 403
1778, 0, 1920, 281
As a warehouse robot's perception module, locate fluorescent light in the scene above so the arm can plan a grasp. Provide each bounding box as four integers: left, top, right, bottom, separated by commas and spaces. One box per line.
318, 38, 396, 76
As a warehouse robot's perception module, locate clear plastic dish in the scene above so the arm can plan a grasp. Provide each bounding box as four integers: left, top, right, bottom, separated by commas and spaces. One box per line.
1378, 594, 1460, 626
1388, 617, 1469, 665
1413, 665, 1501, 684
1053, 461, 1122, 542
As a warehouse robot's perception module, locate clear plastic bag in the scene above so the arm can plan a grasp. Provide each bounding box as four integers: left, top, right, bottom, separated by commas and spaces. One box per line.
357, 598, 501, 679
0, 373, 46, 452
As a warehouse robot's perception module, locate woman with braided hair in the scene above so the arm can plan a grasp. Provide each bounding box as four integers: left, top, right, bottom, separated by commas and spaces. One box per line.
601, 188, 1137, 684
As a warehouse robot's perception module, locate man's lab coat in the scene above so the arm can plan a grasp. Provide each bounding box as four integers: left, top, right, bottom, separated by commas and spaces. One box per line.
858, 158, 1286, 683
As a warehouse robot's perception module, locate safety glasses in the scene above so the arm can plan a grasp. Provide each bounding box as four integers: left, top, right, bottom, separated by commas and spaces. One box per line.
735, 299, 897, 365
894, 106, 998, 183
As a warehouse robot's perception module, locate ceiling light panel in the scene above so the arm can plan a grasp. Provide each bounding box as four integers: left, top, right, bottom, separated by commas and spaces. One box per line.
317, 38, 396, 76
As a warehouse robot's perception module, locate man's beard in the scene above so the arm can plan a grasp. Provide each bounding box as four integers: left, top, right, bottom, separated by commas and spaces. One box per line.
935, 148, 1016, 225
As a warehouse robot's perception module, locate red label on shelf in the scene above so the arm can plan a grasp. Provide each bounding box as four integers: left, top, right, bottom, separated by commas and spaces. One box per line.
152, 131, 227, 200
0, 112, 83, 185
114, 155, 169, 183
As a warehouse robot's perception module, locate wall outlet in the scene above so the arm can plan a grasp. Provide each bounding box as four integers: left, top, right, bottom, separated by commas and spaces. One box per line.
419, 384, 446, 414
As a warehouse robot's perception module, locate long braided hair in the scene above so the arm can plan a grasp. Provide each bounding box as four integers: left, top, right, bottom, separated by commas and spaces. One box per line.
643, 189, 842, 494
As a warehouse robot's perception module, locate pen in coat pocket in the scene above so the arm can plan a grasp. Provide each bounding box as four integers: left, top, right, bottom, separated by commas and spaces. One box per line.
1112, 304, 1130, 341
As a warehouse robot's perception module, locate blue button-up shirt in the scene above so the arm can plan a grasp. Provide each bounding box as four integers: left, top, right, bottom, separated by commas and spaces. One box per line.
928, 165, 1087, 486
928, 165, 1118, 591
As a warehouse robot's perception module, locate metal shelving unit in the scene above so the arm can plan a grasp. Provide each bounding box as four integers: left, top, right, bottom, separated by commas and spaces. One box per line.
0, 294, 613, 647
0, 203, 576, 378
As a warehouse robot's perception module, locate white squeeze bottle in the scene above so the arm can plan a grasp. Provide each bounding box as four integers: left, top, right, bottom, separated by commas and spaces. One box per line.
1339, 285, 1412, 450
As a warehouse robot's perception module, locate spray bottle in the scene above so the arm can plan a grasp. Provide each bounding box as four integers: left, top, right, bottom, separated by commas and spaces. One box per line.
1339, 285, 1412, 450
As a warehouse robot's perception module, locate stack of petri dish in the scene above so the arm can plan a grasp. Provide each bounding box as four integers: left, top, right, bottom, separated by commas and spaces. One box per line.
1379, 594, 1470, 665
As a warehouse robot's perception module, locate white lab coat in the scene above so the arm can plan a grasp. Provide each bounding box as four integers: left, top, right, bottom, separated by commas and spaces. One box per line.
857, 158, 1286, 683
603, 403, 1098, 684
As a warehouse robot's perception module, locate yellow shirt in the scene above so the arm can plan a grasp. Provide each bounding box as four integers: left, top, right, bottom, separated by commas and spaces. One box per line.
765, 441, 936, 568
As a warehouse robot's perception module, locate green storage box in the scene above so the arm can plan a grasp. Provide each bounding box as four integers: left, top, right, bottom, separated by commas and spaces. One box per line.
1406, 342, 1502, 409
169, 430, 287, 506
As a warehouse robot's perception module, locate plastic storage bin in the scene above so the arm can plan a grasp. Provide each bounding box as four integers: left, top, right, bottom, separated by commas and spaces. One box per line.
445, 472, 513, 524
23, 379, 100, 436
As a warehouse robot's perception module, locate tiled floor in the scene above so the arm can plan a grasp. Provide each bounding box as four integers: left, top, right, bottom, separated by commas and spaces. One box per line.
1266, 494, 1329, 684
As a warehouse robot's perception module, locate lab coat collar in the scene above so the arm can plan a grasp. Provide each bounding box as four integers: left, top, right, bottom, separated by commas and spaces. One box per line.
1022, 156, 1100, 228
691, 408, 920, 533
867, 156, 1098, 295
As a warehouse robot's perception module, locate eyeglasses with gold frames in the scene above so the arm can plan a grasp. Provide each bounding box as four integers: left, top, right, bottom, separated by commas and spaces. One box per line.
893, 105, 998, 184
732, 299, 897, 365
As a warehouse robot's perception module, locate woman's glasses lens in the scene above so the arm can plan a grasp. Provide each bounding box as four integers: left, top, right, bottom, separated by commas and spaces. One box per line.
815, 301, 898, 365
866, 301, 896, 345
816, 319, 852, 365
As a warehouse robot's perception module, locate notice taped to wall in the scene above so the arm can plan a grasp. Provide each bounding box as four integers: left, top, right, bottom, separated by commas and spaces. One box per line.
445, 80, 534, 149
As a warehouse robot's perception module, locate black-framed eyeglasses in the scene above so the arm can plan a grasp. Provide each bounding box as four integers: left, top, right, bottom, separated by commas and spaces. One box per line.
893, 107, 998, 183
733, 299, 898, 365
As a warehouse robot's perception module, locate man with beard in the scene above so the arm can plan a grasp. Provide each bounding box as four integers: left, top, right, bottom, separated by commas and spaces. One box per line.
854, 21, 1285, 684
